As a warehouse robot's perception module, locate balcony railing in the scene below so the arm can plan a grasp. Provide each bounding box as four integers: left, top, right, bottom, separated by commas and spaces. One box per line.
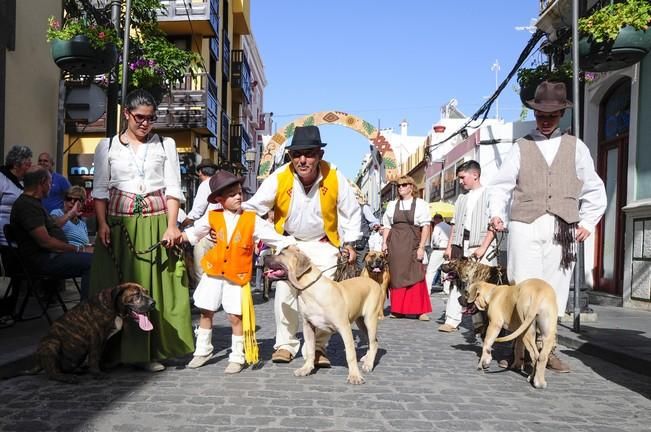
156, 0, 218, 36
210, 34, 219, 60
231, 49, 251, 104
222, 31, 231, 81
229, 123, 251, 167
221, 111, 230, 151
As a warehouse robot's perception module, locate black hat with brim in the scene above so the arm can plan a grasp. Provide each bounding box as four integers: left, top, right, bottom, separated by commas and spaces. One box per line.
285, 125, 327, 151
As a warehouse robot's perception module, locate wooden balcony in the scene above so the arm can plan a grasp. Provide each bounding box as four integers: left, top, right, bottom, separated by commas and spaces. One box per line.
156, 0, 219, 37
228, 123, 251, 167
66, 73, 219, 137
231, 49, 251, 104
155, 72, 219, 136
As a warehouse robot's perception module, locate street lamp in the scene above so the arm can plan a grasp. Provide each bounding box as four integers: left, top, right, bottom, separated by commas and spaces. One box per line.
245, 147, 257, 173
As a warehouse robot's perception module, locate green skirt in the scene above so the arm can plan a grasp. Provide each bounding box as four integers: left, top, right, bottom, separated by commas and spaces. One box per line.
89, 213, 194, 364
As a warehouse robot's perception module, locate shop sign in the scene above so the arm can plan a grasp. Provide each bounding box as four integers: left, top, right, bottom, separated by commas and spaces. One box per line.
68, 154, 95, 176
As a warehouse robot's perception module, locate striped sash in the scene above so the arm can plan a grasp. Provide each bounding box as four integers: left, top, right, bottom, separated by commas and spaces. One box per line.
108, 188, 167, 217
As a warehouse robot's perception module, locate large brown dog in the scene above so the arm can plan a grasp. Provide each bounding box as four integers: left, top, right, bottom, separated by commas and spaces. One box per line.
265, 246, 384, 384
441, 256, 508, 286
463, 279, 558, 389
360, 251, 390, 318
21, 283, 155, 383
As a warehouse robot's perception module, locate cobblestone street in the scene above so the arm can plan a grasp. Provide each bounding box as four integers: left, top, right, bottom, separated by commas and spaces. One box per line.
1, 293, 650, 432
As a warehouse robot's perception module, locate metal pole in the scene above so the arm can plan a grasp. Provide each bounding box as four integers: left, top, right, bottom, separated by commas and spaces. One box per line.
572, 0, 582, 333
119, 0, 133, 129
105, 0, 121, 137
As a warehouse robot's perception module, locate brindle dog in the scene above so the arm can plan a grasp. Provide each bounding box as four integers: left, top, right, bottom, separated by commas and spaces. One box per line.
17, 283, 155, 384
441, 256, 508, 338
333, 247, 360, 282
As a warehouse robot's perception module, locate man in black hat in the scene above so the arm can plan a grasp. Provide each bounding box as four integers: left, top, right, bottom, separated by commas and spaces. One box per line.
181, 158, 219, 285
243, 125, 362, 366
489, 81, 606, 372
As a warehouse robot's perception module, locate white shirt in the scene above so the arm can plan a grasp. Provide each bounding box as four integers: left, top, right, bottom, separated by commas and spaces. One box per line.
488, 129, 607, 233
186, 178, 211, 220
382, 198, 430, 227
242, 163, 362, 243
92, 134, 184, 201
0, 172, 23, 246
430, 221, 451, 249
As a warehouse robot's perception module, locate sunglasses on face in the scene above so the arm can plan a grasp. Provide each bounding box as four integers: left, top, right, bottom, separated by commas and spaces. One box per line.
65, 196, 83, 203
129, 112, 157, 124
289, 149, 319, 159
397, 183, 411, 188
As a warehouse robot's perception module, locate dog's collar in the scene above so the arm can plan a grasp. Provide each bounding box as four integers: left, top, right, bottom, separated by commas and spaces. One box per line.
294, 270, 324, 292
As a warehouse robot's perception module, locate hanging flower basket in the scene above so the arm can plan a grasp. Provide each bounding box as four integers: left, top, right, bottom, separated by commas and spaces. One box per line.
579, 26, 651, 72
51, 36, 118, 75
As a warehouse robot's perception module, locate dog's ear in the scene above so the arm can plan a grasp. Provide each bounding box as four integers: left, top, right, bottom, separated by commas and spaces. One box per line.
288, 250, 312, 287
475, 282, 496, 310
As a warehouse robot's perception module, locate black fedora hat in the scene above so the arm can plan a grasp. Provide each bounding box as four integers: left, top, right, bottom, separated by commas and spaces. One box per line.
285, 125, 327, 151
207, 170, 245, 203
197, 158, 218, 172
527, 81, 573, 112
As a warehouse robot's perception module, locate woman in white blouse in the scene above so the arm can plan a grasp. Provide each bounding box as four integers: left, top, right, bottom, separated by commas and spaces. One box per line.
89, 89, 193, 372
382, 175, 432, 321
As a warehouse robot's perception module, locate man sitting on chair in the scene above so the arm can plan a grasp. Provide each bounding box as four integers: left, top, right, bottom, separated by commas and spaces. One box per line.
9, 167, 92, 299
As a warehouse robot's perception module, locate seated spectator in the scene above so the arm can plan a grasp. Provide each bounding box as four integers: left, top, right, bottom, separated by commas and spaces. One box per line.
50, 186, 90, 248
9, 167, 92, 300
0, 145, 33, 246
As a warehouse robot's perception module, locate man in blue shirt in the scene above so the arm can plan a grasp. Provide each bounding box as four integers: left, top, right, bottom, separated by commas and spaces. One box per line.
38, 152, 71, 212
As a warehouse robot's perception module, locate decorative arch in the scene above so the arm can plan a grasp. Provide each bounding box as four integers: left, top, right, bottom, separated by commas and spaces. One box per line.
257, 110, 399, 181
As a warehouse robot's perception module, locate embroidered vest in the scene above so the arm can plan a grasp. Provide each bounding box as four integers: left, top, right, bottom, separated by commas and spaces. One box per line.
510, 134, 583, 224
201, 210, 256, 285
274, 161, 340, 246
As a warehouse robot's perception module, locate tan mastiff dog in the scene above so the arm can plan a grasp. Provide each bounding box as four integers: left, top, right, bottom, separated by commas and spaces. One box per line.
360, 251, 390, 318
463, 279, 558, 389
265, 245, 384, 384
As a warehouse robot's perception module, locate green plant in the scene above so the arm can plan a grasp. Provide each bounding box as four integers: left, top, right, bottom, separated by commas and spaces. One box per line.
46, 16, 121, 49
517, 62, 573, 88
578, 0, 651, 43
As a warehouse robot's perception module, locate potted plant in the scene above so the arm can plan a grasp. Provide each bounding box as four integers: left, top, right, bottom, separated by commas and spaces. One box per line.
517, 62, 573, 106
47, 16, 121, 75
578, 0, 651, 72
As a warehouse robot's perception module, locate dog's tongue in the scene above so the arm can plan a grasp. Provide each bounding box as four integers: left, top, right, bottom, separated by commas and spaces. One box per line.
264, 269, 285, 279
136, 313, 153, 331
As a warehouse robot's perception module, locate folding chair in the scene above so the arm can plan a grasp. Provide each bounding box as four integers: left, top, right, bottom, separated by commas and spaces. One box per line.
2, 224, 70, 324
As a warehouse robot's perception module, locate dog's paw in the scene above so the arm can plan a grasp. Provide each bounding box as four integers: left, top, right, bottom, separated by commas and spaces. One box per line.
347, 373, 366, 385
477, 355, 492, 370
293, 365, 314, 377
361, 362, 374, 373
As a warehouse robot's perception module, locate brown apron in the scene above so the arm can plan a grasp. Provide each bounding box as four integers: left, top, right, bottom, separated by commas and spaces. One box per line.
387, 199, 424, 288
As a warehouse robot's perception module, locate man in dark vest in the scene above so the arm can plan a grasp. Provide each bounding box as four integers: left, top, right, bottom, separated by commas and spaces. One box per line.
489, 81, 607, 372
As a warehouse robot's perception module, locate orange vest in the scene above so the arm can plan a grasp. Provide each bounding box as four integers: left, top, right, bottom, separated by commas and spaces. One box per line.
201, 210, 256, 285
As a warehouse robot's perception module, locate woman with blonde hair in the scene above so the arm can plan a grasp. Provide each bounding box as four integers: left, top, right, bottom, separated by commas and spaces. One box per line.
50, 185, 91, 248
382, 175, 432, 320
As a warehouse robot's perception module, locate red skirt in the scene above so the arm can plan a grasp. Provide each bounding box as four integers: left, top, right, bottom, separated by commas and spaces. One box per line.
389, 279, 432, 315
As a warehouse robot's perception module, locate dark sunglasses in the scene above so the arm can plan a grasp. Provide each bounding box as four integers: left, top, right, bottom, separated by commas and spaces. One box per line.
289, 149, 319, 159
65, 196, 83, 203
129, 112, 157, 124
397, 183, 412, 187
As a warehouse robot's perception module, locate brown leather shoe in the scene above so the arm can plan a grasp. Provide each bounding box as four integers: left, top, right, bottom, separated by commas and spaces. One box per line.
315, 350, 331, 368
438, 323, 458, 333
271, 349, 293, 364
418, 314, 431, 321
546, 351, 570, 373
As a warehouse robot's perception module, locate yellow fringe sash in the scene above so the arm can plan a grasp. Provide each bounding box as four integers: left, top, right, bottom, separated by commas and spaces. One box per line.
241, 282, 258, 364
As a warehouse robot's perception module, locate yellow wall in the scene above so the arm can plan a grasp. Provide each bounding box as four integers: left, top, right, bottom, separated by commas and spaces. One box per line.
5, 0, 61, 162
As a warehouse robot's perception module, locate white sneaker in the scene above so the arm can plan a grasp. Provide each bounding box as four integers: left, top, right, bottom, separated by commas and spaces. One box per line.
187, 353, 213, 369
135, 361, 166, 372
224, 362, 244, 374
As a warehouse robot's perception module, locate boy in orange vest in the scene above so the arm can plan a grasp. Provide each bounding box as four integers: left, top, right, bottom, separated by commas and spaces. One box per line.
181, 170, 294, 373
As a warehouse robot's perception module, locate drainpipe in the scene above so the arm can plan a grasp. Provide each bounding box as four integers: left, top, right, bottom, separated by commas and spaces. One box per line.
572, 0, 583, 333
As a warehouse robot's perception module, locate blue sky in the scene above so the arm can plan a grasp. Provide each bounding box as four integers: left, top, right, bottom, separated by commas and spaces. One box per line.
251, 1, 541, 179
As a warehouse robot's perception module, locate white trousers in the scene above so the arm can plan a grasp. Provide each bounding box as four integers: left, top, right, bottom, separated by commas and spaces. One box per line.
425, 250, 449, 293
274, 240, 339, 357
507, 214, 573, 318
444, 242, 495, 327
